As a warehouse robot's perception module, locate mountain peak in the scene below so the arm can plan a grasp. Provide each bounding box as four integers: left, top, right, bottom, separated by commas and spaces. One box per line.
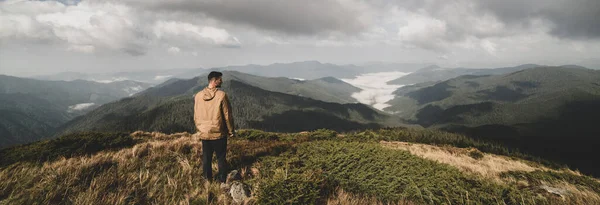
560, 64, 588, 69
513, 64, 542, 69
315, 76, 344, 83
415, 65, 441, 72
295, 60, 322, 65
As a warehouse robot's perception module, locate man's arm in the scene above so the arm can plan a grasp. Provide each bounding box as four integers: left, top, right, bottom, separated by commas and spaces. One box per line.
222, 93, 235, 137
193, 94, 200, 131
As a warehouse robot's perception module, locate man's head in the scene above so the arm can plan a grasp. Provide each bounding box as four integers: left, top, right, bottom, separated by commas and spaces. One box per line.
208, 71, 223, 88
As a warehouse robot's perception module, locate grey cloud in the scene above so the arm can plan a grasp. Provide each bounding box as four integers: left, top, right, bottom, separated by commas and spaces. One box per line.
379, 0, 600, 42
476, 0, 600, 39
371, 0, 508, 52
133, 0, 369, 35
370, 0, 515, 52
1, 0, 246, 56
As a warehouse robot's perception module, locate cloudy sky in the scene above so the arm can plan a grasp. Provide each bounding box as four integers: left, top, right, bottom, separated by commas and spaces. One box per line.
1, 0, 599, 77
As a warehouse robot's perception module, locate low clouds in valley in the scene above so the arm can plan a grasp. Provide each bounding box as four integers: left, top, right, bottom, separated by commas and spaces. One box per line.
342, 72, 409, 110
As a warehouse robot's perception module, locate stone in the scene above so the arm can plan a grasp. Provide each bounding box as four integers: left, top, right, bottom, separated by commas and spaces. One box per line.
540, 184, 569, 199
229, 181, 251, 204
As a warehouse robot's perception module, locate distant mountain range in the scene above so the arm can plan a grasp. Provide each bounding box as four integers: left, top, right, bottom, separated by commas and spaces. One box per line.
387, 64, 592, 86
388, 64, 545, 85
33, 61, 432, 84
211, 61, 430, 80
0, 75, 152, 148
140, 71, 361, 104
1, 70, 405, 148
33, 68, 199, 84
56, 72, 402, 136
387, 66, 600, 126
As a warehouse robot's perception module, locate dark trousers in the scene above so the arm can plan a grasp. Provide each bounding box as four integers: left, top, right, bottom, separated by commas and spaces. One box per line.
202, 137, 228, 182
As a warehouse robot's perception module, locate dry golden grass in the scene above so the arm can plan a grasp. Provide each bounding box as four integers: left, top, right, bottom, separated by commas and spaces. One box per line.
380, 141, 540, 180
0, 131, 292, 205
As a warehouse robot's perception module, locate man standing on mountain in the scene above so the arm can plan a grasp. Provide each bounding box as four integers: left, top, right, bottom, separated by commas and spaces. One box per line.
194, 71, 235, 183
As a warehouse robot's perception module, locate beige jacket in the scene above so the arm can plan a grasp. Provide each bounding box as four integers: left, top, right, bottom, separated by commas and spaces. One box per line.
194, 87, 235, 140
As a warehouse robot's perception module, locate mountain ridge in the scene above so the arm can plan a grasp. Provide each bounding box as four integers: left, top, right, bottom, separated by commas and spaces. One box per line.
385, 66, 600, 176
388, 64, 545, 85
0, 75, 153, 148
56, 78, 400, 137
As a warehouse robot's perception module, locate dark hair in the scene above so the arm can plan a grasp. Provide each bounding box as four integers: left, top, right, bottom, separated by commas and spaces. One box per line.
208, 71, 223, 82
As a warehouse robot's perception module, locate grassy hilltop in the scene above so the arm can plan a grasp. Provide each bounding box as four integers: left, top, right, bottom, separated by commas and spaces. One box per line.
1, 128, 598, 205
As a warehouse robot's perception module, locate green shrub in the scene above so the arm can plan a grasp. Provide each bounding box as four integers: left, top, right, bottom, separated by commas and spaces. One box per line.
236, 129, 280, 141
256, 168, 324, 205
467, 148, 484, 160
256, 141, 547, 204
308, 129, 337, 141
344, 130, 380, 142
